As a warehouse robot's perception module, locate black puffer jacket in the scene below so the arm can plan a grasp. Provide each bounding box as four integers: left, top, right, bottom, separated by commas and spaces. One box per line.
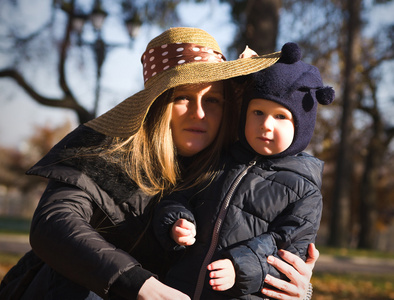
0, 125, 170, 300
154, 142, 323, 299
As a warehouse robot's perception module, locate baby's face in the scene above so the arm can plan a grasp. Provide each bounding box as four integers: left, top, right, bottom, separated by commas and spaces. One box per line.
244, 99, 294, 156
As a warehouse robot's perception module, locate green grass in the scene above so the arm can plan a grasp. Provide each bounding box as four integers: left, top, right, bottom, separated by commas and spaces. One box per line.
0, 216, 31, 234
0, 216, 30, 280
312, 273, 394, 299
1, 222, 393, 299
2, 253, 393, 299
318, 246, 394, 260
0, 252, 23, 267
0, 252, 23, 281
313, 247, 394, 298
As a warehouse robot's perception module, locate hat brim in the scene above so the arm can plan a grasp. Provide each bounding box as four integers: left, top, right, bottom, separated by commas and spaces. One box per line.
86, 51, 281, 137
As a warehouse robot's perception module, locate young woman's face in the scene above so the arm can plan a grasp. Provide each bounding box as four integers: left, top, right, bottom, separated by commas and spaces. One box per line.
245, 99, 294, 156
171, 82, 224, 157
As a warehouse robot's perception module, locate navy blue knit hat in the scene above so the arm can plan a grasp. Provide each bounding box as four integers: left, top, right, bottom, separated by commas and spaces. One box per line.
239, 42, 335, 158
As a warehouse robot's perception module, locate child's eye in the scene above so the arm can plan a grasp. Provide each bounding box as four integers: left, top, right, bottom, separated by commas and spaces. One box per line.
254, 110, 264, 116
276, 114, 287, 119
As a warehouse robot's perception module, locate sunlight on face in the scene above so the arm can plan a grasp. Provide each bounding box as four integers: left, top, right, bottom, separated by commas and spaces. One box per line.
245, 99, 294, 156
171, 82, 224, 157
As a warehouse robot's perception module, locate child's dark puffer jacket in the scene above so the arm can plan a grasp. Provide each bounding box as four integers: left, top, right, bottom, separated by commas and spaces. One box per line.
154, 141, 323, 299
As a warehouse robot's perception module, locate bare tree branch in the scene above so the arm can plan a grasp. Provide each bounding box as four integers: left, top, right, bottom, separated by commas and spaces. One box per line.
0, 68, 93, 122
59, 2, 74, 99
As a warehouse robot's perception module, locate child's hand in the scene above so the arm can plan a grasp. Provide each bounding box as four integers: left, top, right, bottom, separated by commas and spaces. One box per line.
171, 219, 196, 246
207, 259, 235, 291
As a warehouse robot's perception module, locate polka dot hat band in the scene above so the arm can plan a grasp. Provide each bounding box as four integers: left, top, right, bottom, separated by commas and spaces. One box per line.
142, 43, 226, 83
85, 27, 281, 138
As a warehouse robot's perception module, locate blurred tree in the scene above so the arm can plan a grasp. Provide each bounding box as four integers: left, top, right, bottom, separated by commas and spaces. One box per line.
330, 0, 394, 249
281, 0, 394, 248
0, 0, 180, 123
1, 0, 393, 249
222, 0, 281, 56
0, 121, 73, 216
355, 24, 394, 248
0, 0, 281, 126
328, 0, 362, 247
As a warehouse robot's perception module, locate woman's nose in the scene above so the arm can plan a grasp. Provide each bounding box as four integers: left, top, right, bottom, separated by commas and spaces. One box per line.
191, 99, 205, 119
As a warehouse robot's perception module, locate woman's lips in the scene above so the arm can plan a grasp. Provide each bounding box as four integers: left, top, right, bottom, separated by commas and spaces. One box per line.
184, 127, 206, 133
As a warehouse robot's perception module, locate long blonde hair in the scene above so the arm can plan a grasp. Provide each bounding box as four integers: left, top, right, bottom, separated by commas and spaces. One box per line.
104, 80, 238, 196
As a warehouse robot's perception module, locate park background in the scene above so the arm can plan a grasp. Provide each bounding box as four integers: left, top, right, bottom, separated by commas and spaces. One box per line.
0, 0, 393, 299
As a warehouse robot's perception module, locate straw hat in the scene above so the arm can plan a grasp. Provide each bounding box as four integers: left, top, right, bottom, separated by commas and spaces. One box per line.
85, 27, 281, 137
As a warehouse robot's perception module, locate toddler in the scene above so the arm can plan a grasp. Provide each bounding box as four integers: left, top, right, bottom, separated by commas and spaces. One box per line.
154, 42, 335, 299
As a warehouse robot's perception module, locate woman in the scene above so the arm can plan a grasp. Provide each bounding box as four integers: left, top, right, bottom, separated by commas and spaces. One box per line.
0, 27, 318, 300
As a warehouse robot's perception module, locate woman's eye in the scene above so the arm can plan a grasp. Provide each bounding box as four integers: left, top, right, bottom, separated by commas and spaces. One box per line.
206, 97, 221, 104
174, 96, 189, 102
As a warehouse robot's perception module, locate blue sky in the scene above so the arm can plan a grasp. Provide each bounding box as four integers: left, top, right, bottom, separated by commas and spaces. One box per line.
0, 0, 393, 148
0, 0, 236, 148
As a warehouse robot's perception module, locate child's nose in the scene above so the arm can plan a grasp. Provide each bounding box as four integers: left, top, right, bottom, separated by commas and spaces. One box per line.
261, 116, 274, 130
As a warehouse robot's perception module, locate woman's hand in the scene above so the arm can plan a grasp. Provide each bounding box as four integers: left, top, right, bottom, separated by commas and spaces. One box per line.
137, 277, 191, 300
261, 243, 319, 299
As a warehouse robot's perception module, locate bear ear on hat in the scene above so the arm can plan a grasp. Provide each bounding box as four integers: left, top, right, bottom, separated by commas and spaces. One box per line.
316, 86, 335, 105
278, 42, 302, 64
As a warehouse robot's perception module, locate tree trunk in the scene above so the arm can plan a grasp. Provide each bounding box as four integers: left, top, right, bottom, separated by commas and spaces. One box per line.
231, 0, 281, 56
244, 0, 281, 54
328, 0, 362, 247
358, 132, 380, 248
358, 107, 394, 248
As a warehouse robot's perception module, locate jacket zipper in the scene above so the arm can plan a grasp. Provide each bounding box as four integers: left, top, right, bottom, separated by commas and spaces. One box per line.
193, 159, 257, 300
